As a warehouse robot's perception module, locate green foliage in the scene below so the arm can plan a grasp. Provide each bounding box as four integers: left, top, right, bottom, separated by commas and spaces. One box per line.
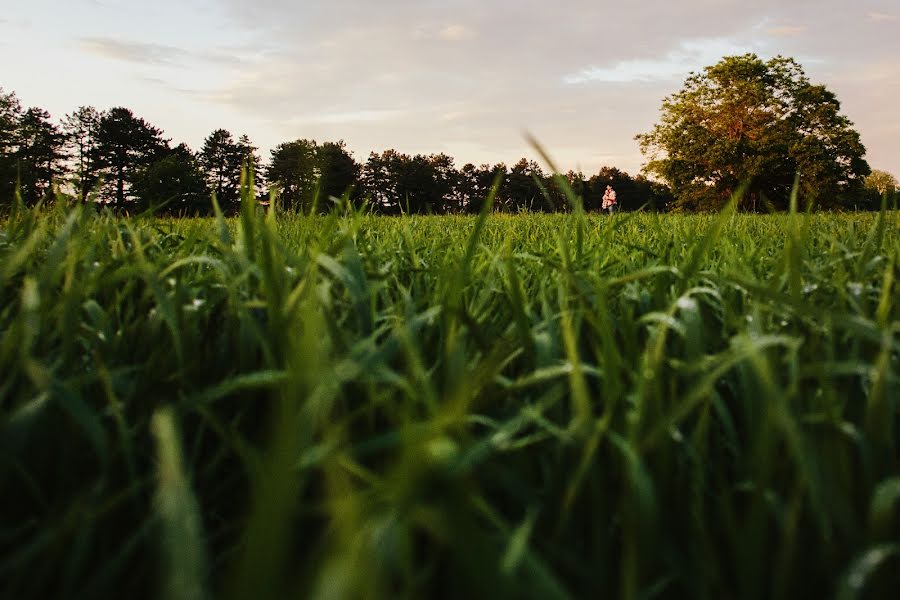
1, 195, 898, 599
62, 106, 102, 203
95, 107, 169, 206
866, 170, 898, 196
637, 54, 871, 211
133, 144, 211, 215
15, 107, 67, 205
198, 130, 262, 211
0, 87, 23, 204
266, 138, 321, 212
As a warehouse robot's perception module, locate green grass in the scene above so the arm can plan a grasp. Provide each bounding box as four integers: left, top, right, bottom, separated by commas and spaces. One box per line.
1, 192, 898, 599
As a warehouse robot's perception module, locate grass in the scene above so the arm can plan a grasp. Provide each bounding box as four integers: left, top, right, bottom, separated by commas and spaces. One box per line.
0, 187, 898, 599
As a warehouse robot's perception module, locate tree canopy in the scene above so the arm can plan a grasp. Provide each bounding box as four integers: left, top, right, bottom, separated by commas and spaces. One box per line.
865, 169, 897, 196
95, 107, 169, 205
636, 54, 870, 211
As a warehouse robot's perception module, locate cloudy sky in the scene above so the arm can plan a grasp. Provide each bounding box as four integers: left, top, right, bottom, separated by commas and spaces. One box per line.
2, 0, 898, 176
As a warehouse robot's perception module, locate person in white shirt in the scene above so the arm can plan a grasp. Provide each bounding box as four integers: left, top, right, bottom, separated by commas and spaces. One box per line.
601, 185, 617, 214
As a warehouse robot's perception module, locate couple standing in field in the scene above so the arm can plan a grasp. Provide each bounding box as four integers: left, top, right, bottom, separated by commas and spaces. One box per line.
601, 185, 617, 214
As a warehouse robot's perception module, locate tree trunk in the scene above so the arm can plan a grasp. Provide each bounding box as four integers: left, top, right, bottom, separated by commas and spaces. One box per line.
117, 166, 125, 205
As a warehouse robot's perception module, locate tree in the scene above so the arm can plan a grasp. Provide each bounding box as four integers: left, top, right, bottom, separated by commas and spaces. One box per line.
267, 139, 319, 211
865, 169, 897, 196
636, 54, 870, 211
458, 163, 505, 214
62, 106, 101, 202
16, 107, 67, 205
505, 158, 547, 212
361, 149, 399, 213
198, 129, 243, 207
861, 168, 898, 210
426, 153, 460, 214
236, 134, 265, 196
95, 107, 169, 206
360, 150, 461, 214
1, 87, 23, 203
397, 154, 442, 214
317, 141, 359, 205
133, 144, 210, 215
268, 139, 362, 212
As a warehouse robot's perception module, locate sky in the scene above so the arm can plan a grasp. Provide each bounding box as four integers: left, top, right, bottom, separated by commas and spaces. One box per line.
2, 0, 898, 176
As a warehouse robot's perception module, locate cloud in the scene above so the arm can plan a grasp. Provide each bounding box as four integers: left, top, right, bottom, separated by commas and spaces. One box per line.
564, 38, 759, 84
79, 36, 249, 68
867, 12, 898, 22
80, 37, 188, 66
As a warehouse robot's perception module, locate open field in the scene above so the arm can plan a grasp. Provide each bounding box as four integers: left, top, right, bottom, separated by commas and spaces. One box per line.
1, 198, 898, 599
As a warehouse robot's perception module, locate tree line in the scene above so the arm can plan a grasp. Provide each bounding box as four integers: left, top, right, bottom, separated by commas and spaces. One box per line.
3, 56, 896, 216
0, 86, 671, 215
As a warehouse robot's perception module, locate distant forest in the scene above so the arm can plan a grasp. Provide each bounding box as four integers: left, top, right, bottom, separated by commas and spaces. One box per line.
1, 86, 672, 215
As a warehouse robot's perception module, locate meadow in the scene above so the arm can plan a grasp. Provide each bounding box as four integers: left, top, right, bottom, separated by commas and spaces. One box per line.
1, 192, 898, 599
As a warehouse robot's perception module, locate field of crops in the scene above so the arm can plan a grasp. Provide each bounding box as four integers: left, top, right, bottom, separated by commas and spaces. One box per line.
1, 195, 898, 599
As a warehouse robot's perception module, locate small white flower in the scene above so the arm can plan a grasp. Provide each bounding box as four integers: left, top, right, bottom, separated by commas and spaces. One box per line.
676, 297, 698, 311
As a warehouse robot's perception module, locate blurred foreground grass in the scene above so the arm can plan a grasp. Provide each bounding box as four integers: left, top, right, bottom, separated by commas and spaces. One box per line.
1, 192, 898, 599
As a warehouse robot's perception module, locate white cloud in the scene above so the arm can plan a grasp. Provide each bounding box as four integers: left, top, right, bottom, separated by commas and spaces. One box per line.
80, 37, 187, 66
564, 38, 760, 84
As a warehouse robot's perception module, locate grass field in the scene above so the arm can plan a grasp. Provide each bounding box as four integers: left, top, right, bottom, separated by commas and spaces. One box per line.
1, 192, 898, 599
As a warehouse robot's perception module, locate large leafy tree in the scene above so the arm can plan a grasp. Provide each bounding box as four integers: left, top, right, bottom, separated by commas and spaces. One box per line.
95, 107, 169, 206
361, 149, 403, 213
16, 107, 67, 205
267, 139, 320, 211
396, 153, 444, 214
862, 168, 898, 209
62, 106, 101, 202
317, 141, 359, 205
133, 143, 210, 215
268, 139, 360, 212
636, 54, 870, 210
865, 169, 897, 196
